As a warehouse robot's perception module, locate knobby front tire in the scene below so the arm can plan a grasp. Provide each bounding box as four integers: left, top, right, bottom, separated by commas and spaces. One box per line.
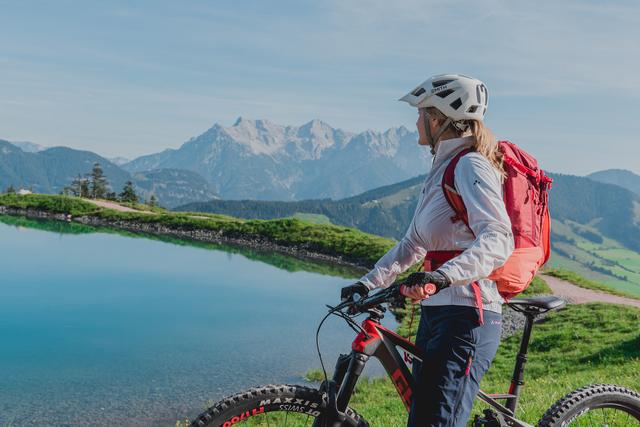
537, 384, 640, 426
190, 384, 369, 427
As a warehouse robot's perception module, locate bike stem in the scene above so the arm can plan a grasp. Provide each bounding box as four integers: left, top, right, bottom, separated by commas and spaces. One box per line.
506, 312, 535, 413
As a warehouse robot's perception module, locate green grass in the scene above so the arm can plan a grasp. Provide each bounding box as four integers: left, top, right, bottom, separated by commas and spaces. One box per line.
544, 267, 640, 300
522, 275, 552, 296
349, 303, 640, 426
0, 193, 99, 215
549, 218, 640, 296
304, 368, 325, 382
292, 212, 333, 225
117, 200, 167, 213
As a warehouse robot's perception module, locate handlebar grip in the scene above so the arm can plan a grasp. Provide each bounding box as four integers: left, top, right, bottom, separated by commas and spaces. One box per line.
423, 283, 438, 295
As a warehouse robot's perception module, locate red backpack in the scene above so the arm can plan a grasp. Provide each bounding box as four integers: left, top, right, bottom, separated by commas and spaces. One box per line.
440, 140, 553, 301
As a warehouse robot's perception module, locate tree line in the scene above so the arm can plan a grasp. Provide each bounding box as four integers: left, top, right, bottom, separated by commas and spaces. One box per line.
58, 162, 156, 206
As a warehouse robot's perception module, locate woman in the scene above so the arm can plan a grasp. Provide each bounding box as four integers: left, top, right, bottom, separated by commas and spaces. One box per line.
341, 74, 514, 427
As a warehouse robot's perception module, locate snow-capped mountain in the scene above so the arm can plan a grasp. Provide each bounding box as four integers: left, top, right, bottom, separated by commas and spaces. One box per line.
123, 118, 430, 200
10, 141, 46, 153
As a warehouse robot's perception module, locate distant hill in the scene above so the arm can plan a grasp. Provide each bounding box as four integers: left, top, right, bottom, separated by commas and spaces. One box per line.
588, 169, 640, 196
124, 117, 431, 201
9, 141, 46, 153
109, 157, 130, 166
548, 173, 640, 251
176, 174, 426, 239
0, 140, 132, 195
0, 140, 217, 208
132, 169, 219, 208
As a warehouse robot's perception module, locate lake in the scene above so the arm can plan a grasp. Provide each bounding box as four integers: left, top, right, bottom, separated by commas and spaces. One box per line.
0, 215, 396, 426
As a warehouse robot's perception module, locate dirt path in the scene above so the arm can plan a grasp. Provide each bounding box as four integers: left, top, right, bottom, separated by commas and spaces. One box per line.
85, 199, 152, 213
539, 273, 640, 308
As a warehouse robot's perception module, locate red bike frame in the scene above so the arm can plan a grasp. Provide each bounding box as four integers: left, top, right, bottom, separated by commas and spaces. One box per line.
326, 316, 535, 427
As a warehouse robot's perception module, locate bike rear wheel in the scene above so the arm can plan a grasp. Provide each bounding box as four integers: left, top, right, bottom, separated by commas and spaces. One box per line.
190, 384, 368, 427
537, 384, 640, 426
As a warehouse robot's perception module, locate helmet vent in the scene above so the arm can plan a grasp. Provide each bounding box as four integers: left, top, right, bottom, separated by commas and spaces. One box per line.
435, 89, 454, 98
450, 98, 463, 111
467, 105, 479, 113
412, 87, 426, 97
432, 79, 454, 88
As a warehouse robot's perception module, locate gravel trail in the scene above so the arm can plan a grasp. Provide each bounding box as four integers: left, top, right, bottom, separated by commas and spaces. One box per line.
539, 273, 640, 309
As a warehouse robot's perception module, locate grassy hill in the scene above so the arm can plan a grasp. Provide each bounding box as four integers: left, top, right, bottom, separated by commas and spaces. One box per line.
548, 218, 640, 296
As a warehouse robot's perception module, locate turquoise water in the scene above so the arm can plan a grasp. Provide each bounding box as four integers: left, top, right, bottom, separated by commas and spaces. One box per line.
0, 216, 395, 426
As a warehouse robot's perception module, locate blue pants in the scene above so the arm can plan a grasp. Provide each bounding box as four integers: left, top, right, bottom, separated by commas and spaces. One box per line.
407, 305, 502, 427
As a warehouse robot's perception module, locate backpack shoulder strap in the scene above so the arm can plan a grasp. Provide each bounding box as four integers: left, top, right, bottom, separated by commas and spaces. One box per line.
442, 147, 474, 229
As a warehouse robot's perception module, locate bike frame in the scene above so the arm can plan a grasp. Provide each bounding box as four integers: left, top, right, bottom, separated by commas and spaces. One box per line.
323, 314, 537, 427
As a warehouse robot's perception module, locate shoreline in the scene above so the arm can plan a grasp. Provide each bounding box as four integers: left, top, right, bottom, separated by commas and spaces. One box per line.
0, 206, 370, 273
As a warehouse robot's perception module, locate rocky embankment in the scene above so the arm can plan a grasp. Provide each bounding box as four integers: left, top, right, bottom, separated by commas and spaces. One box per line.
0, 206, 369, 271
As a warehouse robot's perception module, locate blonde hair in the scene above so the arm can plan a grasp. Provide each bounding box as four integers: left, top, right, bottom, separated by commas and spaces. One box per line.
427, 107, 504, 176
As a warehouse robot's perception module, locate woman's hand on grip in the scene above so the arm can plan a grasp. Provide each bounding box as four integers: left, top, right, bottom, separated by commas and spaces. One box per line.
400, 271, 450, 304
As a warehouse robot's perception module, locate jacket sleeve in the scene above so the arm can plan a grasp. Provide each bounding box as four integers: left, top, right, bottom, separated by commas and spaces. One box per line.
437, 153, 514, 285
359, 217, 427, 290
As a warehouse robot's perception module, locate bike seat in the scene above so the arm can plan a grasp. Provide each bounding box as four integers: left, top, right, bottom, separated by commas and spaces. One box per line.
507, 295, 566, 314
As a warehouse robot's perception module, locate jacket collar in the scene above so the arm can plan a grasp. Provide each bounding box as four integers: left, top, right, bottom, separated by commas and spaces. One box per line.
432, 135, 474, 169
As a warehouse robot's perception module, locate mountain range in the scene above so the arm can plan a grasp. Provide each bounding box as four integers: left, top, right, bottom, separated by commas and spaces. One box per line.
1, 118, 434, 206
122, 117, 432, 200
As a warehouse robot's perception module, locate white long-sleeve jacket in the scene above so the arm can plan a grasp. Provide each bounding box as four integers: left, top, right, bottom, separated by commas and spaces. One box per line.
359, 135, 514, 313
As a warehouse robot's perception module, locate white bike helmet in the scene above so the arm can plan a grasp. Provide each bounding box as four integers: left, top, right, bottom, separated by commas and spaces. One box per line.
400, 74, 489, 152
400, 74, 488, 122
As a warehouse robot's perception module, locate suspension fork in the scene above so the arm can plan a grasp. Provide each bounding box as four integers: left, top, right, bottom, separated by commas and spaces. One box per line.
336, 352, 369, 411
312, 351, 369, 427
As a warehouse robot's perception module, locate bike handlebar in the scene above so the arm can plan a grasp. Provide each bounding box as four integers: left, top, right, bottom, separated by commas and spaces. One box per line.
345, 280, 451, 315
351, 284, 400, 312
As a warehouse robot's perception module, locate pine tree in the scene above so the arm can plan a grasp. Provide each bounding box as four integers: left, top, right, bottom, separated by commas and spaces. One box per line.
119, 181, 138, 203
68, 175, 85, 197
6, 185, 16, 194
149, 194, 157, 207
89, 162, 108, 199
79, 179, 90, 198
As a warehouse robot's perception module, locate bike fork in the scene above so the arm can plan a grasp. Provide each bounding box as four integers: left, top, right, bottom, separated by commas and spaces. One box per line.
313, 352, 369, 427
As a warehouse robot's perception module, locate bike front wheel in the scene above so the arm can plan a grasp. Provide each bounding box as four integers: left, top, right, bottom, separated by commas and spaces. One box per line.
537, 384, 640, 426
190, 384, 368, 427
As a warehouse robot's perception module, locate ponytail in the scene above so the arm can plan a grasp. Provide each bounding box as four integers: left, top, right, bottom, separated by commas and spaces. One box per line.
470, 120, 504, 178
427, 107, 504, 177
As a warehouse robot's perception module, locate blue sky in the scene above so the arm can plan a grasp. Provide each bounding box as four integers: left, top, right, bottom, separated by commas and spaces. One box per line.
1, 0, 639, 174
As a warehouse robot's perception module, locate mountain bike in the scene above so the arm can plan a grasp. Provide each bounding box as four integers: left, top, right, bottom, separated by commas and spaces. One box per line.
189, 283, 640, 427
